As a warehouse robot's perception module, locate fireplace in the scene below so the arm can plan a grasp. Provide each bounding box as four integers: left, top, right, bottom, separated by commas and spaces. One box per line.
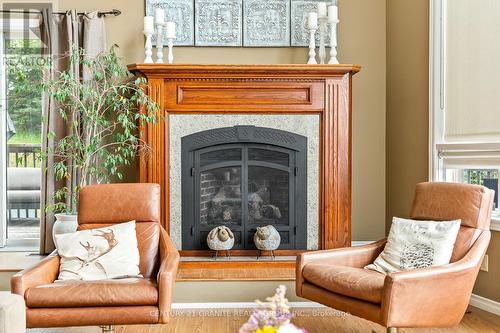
181, 126, 307, 250
129, 64, 359, 258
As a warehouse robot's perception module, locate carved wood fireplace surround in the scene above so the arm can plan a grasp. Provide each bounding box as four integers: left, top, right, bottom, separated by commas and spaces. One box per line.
128, 64, 360, 262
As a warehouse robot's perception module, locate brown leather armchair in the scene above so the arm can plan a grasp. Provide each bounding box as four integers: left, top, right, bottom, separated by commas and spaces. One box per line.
11, 183, 180, 330
297, 182, 493, 332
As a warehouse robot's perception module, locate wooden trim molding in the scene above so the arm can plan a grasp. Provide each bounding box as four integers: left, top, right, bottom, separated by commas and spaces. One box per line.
129, 64, 360, 254
128, 64, 361, 78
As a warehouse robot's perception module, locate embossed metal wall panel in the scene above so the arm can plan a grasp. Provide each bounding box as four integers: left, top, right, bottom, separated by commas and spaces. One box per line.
146, 0, 195, 46
291, 0, 331, 47
243, 0, 291, 47
145, 0, 336, 48
195, 0, 243, 46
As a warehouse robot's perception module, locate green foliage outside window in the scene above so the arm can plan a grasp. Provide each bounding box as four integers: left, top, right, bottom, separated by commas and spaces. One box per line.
6, 39, 43, 144
463, 169, 499, 185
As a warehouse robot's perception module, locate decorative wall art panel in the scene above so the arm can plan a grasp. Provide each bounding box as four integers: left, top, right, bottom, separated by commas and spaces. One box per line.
146, 0, 336, 47
291, 0, 331, 47
195, 0, 243, 46
243, 0, 290, 47
146, 0, 195, 46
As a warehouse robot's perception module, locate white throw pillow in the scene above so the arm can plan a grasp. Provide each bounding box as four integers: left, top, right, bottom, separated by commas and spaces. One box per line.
55, 221, 142, 281
365, 217, 461, 274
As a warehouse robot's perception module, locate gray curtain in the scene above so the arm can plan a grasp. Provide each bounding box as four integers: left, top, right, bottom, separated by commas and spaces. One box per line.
39, 9, 106, 254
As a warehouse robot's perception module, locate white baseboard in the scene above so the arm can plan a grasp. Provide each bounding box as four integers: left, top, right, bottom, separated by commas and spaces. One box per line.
172, 302, 325, 309
173, 295, 500, 315
351, 240, 375, 246
490, 218, 500, 232
469, 294, 500, 316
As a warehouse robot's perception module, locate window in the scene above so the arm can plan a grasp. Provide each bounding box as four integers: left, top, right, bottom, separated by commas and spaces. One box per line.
429, 0, 500, 230
0, 11, 43, 249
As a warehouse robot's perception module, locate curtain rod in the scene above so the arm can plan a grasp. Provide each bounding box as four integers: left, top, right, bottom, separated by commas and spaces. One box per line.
0, 9, 121, 18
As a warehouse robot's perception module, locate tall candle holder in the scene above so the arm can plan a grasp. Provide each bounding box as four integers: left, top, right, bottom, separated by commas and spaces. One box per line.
167, 36, 175, 64
155, 23, 164, 63
307, 26, 318, 65
143, 30, 154, 64
328, 18, 339, 64
165, 22, 176, 64
318, 16, 328, 64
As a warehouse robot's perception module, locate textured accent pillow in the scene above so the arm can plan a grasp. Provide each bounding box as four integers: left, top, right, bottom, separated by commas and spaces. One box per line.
365, 217, 461, 274
55, 221, 142, 281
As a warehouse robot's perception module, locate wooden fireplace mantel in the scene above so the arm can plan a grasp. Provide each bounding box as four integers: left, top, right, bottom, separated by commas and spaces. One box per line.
128, 64, 360, 253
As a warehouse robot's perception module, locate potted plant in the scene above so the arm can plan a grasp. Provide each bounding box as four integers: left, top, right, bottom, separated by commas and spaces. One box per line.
40, 46, 158, 239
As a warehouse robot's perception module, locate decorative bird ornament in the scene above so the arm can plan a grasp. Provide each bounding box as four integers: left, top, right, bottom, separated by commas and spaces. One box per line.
254, 225, 281, 260
207, 226, 234, 260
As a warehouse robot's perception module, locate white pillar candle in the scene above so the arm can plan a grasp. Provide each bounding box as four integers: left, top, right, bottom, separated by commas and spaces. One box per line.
307, 12, 318, 29
317, 3, 328, 18
328, 5, 338, 21
154, 8, 165, 25
165, 21, 176, 39
144, 16, 154, 33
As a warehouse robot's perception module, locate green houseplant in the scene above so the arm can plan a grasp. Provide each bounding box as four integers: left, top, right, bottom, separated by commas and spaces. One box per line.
41, 46, 157, 234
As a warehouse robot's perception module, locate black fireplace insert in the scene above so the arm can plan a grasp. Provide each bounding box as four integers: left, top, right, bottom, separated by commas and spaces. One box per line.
181, 126, 307, 250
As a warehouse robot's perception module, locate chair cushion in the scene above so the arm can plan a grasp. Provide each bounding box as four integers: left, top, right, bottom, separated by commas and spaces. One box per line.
302, 263, 385, 304
25, 278, 158, 308
55, 221, 142, 281
365, 217, 461, 274
79, 222, 160, 278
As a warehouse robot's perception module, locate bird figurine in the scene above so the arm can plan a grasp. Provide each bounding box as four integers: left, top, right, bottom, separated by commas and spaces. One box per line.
207, 226, 234, 260
253, 225, 281, 260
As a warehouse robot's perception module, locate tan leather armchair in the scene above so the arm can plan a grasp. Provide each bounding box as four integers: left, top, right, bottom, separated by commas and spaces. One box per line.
11, 183, 180, 330
297, 182, 493, 331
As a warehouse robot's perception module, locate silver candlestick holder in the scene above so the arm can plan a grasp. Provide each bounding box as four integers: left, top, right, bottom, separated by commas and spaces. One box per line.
155, 24, 164, 63
307, 26, 318, 64
318, 16, 328, 64
328, 19, 339, 64
143, 30, 153, 64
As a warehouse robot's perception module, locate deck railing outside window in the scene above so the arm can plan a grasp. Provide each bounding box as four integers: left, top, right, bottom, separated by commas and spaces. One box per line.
7, 143, 41, 168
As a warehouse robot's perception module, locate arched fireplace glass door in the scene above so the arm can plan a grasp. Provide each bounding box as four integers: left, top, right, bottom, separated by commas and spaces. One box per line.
181, 126, 307, 251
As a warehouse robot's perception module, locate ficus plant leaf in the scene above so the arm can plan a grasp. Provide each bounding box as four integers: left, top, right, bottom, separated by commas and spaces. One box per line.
38, 45, 158, 214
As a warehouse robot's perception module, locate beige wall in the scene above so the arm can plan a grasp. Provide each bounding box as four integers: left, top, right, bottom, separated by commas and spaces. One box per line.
386, 0, 429, 228
386, 0, 499, 303
474, 232, 500, 302
60, 0, 387, 241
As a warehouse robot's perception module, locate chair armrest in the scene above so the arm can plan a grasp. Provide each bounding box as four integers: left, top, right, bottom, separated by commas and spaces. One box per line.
157, 226, 180, 324
11, 251, 60, 297
381, 231, 490, 328
296, 239, 386, 296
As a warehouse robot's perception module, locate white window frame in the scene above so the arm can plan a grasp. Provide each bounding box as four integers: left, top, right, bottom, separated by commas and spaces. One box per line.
0, 33, 6, 247
429, 0, 500, 231
0, 16, 42, 249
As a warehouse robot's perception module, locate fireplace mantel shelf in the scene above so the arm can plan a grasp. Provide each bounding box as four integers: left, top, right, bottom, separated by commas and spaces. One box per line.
130, 63, 360, 263
128, 63, 361, 78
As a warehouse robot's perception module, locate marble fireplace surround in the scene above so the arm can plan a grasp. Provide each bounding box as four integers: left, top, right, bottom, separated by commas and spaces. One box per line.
169, 114, 320, 250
